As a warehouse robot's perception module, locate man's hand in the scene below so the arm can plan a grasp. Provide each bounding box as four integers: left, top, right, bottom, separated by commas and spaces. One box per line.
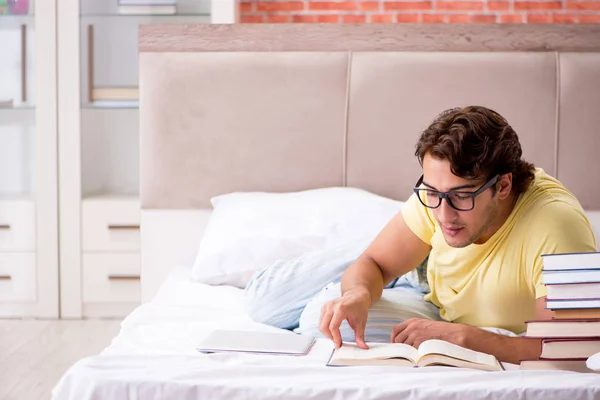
390, 318, 468, 348
319, 289, 371, 350
391, 318, 545, 364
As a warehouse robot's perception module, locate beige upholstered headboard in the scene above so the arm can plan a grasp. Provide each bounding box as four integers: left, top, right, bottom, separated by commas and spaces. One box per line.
139, 24, 600, 210
137, 24, 600, 300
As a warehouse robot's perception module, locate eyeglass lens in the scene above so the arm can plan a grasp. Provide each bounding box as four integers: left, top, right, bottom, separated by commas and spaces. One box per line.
417, 190, 474, 211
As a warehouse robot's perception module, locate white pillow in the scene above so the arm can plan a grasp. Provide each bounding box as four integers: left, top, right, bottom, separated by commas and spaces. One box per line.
190, 187, 403, 288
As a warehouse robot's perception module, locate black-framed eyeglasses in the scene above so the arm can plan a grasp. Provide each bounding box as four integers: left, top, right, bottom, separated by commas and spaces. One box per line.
413, 174, 500, 212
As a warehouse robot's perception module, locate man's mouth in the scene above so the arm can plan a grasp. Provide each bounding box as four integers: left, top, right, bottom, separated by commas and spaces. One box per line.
442, 226, 463, 237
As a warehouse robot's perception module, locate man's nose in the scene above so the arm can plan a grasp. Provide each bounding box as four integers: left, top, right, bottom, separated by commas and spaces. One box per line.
436, 197, 458, 223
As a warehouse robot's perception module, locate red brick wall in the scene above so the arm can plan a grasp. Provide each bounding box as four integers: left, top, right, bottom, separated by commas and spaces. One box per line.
240, 0, 600, 23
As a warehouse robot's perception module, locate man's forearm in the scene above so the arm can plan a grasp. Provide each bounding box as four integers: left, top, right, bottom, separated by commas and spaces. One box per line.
460, 324, 541, 365
340, 255, 389, 307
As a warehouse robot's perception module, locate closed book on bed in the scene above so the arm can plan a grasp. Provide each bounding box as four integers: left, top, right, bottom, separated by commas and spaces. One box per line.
540, 337, 600, 359
542, 270, 600, 285
541, 252, 600, 271
546, 283, 600, 300
327, 339, 503, 371
524, 319, 600, 338
553, 308, 600, 320
197, 330, 315, 356
519, 359, 597, 373
546, 298, 600, 310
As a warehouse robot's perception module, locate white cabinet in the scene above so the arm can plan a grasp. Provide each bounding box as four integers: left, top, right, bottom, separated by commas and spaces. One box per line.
82, 253, 141, 317
80, 197, 140, 317
0, 0, 236, 319
0, 253, 37, 303
0, 0, 59, 318
0, 200, 35, 252
56, 0, 238, 318
82, 197, 140, 252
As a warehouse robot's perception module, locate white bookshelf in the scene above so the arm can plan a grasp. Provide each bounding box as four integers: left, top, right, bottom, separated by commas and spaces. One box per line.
0, 0, 59, 318
57, 0, 238, 318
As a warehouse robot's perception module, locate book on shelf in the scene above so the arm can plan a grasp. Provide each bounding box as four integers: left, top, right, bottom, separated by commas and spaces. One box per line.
524, 319, 600, 338
117, 4, 177, 15
519, 359, 597, 373
118, 0, 176, 5
546, 282, 600, 300
90, 99, 139, 109
92, 87, 139, 101
0, 99, 14, 108
326, 339, 504, 372
541, 251, 600, 271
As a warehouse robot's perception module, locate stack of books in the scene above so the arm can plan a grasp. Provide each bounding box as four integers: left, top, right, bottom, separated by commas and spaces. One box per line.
521, 252, 600, 372
117, 0, 177, 15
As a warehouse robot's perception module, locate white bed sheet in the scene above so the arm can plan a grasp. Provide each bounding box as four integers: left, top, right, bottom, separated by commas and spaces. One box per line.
52, 266, 600, 400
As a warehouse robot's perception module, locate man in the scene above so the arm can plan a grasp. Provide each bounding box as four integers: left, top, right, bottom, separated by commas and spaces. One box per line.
318, 105, 597, 365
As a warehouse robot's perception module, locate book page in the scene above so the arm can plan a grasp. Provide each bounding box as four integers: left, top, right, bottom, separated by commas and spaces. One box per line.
417, 339, 498, 367
330, 342, 418, 364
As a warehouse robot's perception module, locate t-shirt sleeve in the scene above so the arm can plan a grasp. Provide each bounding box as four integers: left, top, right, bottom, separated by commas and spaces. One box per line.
402, 192, 437, 245
526, 201, 598, 299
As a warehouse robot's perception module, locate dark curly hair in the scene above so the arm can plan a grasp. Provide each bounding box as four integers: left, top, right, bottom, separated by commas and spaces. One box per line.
415, 106, 535, 195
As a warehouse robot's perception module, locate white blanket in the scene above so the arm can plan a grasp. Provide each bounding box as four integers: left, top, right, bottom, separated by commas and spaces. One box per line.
52, 267, 600, 400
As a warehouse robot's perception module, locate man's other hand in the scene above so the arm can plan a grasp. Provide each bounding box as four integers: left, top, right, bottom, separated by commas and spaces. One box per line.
319, 289, 371, 350
391, 318, 468, 348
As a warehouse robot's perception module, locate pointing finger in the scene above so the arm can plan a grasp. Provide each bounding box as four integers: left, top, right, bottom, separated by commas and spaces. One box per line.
353, 318, 369, 350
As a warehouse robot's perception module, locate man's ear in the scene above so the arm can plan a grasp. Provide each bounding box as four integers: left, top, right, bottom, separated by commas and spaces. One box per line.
496, 173, 513, 200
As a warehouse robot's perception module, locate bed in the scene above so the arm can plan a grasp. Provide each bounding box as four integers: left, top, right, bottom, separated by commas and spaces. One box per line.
52, 265, 600, 399
52, 24, 600, 399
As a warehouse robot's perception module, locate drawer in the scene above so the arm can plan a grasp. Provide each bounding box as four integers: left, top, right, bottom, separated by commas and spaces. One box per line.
82, 198, 140, 252
0, 253, 36, 302
0, 200, 35, 251
82, 253, 140, 303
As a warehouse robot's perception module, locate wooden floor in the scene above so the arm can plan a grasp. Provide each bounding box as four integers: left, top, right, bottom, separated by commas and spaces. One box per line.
0, 319, 122, 400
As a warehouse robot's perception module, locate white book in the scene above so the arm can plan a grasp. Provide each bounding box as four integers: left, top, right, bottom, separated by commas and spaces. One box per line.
525, 319, 600, 338
197, 330, 315, 356
546, 299, 600, 309
541, 252, 600, 271
541, 338, 600, 359
327, 339, 503, 371
542, 269, 600, 285
546, 282, 600, 300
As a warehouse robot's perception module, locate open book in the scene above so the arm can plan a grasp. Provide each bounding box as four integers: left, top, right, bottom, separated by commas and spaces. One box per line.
327, 339, 503, 371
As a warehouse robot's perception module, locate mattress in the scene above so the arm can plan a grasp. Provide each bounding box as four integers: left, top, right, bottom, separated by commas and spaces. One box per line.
52, 266, 600, 400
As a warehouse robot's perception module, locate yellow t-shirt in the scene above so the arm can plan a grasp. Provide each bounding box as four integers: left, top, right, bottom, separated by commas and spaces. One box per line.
402, 168, 597, 334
